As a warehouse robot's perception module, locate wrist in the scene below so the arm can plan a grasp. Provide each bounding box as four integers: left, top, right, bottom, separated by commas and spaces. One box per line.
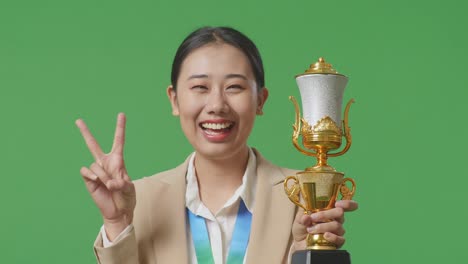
103, 216, 131, 241
292, 240, 306, 252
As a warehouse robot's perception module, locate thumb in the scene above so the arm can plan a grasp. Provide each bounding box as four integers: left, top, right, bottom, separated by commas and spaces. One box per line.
121, 179, 136, 196
292, 208, 313, 242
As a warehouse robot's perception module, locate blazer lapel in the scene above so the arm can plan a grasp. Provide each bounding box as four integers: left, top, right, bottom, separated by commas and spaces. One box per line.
246, 150, 297, 263
146, 158, 190, 264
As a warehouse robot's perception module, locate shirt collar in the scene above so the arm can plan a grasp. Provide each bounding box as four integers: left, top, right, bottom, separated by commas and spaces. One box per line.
185, 148, 257, 215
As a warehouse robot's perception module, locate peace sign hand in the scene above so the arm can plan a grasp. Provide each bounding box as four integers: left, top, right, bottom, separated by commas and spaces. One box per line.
76, 113, 136, 241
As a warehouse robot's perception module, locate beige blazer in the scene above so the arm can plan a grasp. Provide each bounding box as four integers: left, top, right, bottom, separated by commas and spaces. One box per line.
93, 149, 298, 264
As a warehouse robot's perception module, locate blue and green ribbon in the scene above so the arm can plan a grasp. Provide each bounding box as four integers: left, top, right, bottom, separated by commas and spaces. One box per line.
187, 200, 252, 264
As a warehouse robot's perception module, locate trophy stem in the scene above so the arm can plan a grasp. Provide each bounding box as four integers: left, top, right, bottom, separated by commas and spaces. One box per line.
306, 147, 336, 172
317, 148, 328, 167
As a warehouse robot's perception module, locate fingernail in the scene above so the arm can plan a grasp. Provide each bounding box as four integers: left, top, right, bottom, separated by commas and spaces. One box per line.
310, 214, 319, 221
307, 226, 316, 233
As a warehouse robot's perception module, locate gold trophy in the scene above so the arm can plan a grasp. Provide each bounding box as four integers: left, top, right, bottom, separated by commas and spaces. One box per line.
284, 58, 356, 264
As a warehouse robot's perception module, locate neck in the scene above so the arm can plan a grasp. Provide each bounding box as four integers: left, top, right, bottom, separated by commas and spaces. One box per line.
194, 146, 250, 213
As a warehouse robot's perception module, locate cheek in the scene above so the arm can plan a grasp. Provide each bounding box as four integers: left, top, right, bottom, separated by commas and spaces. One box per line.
178, 94, 203, 114
232, 97, 258, 125
177, 104, 201, 146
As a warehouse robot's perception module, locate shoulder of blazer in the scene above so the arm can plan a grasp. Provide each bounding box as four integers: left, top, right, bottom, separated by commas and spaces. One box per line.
128, 155, 190, 223
251, 147, 300, 185
133, 154, 193, 190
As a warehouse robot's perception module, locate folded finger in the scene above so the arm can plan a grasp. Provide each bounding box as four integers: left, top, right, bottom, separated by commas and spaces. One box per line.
90, 162, 112, 184
106, 178, 127, 191
307, 221, 345, 236
324, 232, 345, 248
335, 200, 358, 212
310, 207, 344, 223
80, 167, 102, 194
80, 166, 98, 181
295, 209, 313, 227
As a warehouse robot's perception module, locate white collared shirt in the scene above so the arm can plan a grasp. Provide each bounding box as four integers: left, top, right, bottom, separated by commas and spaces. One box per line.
186, 148, 257, 264
102, 148, 258, 264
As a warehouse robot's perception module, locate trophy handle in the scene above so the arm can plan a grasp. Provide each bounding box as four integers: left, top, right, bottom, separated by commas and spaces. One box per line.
339, 177, 356, 200
284, 175, 308, 212
329, 98, 355, 157
289, 96, 318, 157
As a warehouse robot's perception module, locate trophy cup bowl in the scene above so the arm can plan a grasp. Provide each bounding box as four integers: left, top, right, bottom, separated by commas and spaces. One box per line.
284, 58, 356, 263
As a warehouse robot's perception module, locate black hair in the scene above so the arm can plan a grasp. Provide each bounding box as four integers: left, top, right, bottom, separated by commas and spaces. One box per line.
171, 26, 265, 91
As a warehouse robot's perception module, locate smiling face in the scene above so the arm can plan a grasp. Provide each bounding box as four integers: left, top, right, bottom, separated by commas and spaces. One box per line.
168, 43, 268, 160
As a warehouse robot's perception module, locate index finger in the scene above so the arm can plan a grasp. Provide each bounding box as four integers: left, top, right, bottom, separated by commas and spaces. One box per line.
76, 118, 104, 161
310, 207, 344, 223
111, 113, 126, 155
335, 200, 359, 212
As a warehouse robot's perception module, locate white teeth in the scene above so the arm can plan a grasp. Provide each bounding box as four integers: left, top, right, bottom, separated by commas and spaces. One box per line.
201, 122, 232, 130
204, 129, 220, 135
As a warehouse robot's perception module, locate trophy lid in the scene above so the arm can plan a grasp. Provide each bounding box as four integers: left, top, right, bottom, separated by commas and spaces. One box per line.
296, 57, 345, 78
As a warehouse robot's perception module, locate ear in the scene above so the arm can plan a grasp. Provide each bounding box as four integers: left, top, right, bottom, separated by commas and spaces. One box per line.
256, 87, 269, 115
167, 85, 179, 116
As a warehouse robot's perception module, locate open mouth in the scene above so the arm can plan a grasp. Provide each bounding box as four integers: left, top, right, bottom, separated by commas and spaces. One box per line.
199, 121, 235, 136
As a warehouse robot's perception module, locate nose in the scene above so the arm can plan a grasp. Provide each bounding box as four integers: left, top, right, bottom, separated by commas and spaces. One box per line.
205, 88, 229, 115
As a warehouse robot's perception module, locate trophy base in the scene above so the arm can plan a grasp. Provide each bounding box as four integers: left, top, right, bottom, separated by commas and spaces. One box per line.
291, 250, 351, 264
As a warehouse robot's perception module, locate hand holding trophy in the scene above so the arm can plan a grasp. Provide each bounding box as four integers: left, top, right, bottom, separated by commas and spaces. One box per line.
284, 58, 357, 264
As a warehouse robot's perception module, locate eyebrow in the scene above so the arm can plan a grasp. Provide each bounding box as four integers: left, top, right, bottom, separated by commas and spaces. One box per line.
225, 74, 247, 80
187, 74, 209, 80
187, 74, 248, 81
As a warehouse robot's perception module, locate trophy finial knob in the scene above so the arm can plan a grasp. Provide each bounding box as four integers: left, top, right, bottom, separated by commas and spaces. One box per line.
297, 57, 343, 77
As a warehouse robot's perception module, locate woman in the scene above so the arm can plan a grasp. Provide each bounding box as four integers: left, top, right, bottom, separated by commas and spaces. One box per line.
76, 27, 358, 264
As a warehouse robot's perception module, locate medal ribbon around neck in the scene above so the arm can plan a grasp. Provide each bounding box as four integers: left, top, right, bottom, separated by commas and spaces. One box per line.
187, 199, 252, 264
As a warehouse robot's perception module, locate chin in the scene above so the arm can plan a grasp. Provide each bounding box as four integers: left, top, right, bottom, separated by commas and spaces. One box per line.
194, 143, 247, 160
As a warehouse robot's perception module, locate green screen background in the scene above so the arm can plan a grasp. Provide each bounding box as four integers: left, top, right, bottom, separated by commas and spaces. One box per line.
1, 0, 467, 263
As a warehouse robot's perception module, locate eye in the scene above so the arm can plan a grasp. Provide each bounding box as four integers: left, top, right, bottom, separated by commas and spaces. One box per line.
191, 85, 208, 91
226, 84, 245, 91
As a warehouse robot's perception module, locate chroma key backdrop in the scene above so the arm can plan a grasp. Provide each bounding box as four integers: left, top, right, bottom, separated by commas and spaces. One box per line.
1, 0, 467, 263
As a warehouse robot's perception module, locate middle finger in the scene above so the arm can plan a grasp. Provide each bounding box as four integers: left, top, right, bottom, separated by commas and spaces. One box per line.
307, 221, 345, 236
310, 208, 344, 223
